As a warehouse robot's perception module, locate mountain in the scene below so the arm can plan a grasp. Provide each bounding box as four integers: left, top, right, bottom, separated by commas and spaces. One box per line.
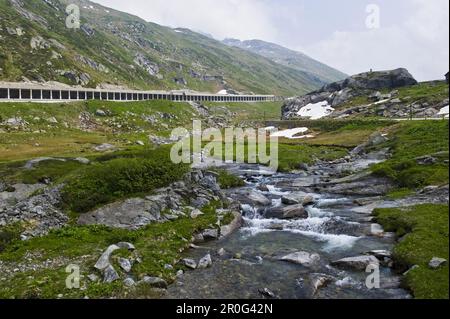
223, 38, 347, 84
282, 68, 449, 120
0, 0, 332, 96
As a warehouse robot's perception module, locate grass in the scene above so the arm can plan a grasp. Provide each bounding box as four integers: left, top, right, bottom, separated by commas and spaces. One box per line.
0, 203, 223, 299
374, 204, 449, 299
211, 168, 245, 189
205, 101, 283, 123
60, 146, 189, 214
371, 121, 449, 189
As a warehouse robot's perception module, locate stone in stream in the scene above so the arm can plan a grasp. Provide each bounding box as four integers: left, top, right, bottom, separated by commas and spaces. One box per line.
123, 277, 136, 287
429, 257, 447, 269
202, 228, 219, 240
331, 256, 379, 271
197, 254, 213, 269
309, 273, 334, 295
258, 288, 277, 299
95, 244, 120, 270
265, 204, 308, 220
181, 258, 197, 269
281, 191, 308, 205
279, 251, 321, 267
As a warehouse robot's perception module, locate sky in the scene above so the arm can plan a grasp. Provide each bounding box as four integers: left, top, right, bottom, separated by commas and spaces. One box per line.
94, 0, 449, 81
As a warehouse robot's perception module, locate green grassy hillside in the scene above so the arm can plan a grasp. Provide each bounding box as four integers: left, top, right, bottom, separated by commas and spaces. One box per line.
0, 0, 330, 95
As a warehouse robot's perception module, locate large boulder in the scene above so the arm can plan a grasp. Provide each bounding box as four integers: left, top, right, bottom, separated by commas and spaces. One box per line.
279, 251, 320, 267
264, 204, 308, 219
283, 68, 417, 119
331, 255, 379, 271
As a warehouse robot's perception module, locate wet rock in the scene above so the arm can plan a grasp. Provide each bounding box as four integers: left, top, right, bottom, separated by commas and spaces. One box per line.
193, 233, 205, 244
429, 257, 447, 269
217, 248, 226, 256
331, 256, 379, 271
370, 223, 385, 237
202, 229, 219, 240
220, 211, 244, 238
281, 191, 309, 205
265, 204, 307, 220
258, 288, 276, 299
309, 273, 334, 295
95, 244, 120, 270
197, 254, 212, 269
74, 157, 90, 165
141, 276, 168, 289
181, 258, 197, 269
103, 265, 120, 283
234, 190, 271, 206
302, 195, 315, 206
279, 251, 320, 267
257, 184, 270, 192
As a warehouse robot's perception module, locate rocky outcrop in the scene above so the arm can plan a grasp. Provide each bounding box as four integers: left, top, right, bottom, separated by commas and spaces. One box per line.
78, 170, 227, 230
0, 185, 68, 238
282, 68, 418, 119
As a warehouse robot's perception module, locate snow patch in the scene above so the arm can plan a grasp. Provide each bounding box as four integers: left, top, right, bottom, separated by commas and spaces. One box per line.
271, 127, 309, 139
438, 105, 449, 116
297, 101, 334, 120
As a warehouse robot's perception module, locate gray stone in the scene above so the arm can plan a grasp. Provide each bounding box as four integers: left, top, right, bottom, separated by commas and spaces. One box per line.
331, 256, 379, 271
309, 273, 334, 295
103, 265, 120, 283
202, 229, 219, 240
181, 258, 197, 269
95, 244, 120, 270
141, 276, 168, 289
87, 274, 99, 282
123, 278, 136, 287
429, 257, 447, 269
118, 258, 132, 273
198, 254, 212, 269
265, 204, 308, 220
279, 251, 320, 267
93, 143, 115, 152
258, 288, 276, 298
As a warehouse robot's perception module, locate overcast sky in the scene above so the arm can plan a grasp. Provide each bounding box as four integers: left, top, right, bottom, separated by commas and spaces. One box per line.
94, 0, 449, 81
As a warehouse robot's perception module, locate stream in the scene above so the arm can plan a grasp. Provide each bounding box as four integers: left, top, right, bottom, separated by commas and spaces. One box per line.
166, 152, 412, 299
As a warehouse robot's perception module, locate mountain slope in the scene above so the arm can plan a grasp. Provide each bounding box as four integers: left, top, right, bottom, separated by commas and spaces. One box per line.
223, 38, 347, 84
0, 0, 327, 95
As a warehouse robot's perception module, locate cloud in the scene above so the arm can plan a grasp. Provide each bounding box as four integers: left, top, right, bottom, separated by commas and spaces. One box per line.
304, 0, 449, 81
94, 0, 279, 41
94, 0, 449, 81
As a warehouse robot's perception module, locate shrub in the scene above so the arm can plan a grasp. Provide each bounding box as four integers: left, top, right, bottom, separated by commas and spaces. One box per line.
61, 148, 189, 213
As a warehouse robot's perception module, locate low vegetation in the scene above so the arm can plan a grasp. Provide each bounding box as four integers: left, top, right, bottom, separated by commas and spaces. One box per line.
374, 204, 449, 299
0, 203, 222, 299
371, 121, 449, 189
61, 146, 189, 214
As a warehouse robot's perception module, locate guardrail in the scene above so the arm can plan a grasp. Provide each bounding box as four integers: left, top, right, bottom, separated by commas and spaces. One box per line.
0, 86, 281, 103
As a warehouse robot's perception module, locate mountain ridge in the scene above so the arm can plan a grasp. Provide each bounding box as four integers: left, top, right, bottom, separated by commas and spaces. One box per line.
0, 0, 341, 96
223, 38, 347, 84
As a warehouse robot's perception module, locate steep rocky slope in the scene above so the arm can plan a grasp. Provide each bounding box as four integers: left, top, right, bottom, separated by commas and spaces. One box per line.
0, 0, 335, 95
223, 38, 347, 84
282, 68, 449, 119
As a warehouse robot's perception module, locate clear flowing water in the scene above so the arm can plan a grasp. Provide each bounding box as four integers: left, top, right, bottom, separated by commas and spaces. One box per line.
166, 162, 411, 299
